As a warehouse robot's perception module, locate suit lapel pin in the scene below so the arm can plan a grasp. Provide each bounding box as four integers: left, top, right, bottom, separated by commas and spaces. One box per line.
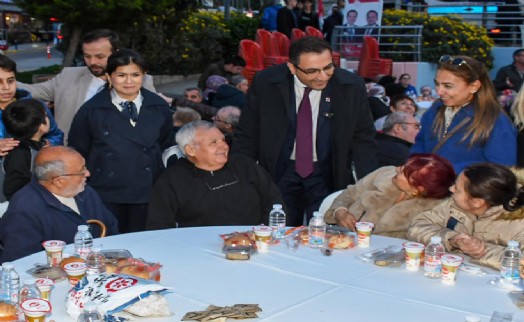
325, 97, 331, 102
322, 112, 334, 118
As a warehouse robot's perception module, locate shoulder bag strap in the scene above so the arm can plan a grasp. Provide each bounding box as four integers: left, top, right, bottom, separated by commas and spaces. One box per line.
431, 116, 471, 154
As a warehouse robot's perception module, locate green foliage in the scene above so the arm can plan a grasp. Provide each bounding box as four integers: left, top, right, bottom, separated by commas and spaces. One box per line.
17, 65, 62, 84
223, 13, 261, 56
382, 9, 494, 68
130, 11, 260, 75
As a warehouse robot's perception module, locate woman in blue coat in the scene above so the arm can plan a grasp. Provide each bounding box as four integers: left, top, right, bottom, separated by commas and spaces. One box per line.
68, 49, 173, 233
411, 55, 516, 173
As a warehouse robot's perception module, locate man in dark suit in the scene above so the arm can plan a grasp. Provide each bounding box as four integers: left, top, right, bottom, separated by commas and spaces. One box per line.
277, 0, 298, 39
233, 36, 378, 226
363, 9, 380, 37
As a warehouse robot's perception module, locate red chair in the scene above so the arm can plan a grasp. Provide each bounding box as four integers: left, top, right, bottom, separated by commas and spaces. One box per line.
255, 29, 287, 67
304, 26, 342, 67
291, 28, 306, 42
238, 39, 264, 85
357, 36, 392, 78
273, 31, 290, 58
305, 26, 323, 38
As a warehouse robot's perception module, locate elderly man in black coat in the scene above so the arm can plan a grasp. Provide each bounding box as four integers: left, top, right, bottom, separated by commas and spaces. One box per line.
233, 36, 378, 226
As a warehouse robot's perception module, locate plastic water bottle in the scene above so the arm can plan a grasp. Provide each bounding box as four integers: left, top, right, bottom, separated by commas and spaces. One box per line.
500, 240, 522, 284
268, 204, 286, 240
308, 211, 326, 248
86, 247, 107, 276
18, 279, 41, 305
75, 225, 93, 260
0, 263, 19, 305
77, 302, 103, 322
424, 236, 445, 279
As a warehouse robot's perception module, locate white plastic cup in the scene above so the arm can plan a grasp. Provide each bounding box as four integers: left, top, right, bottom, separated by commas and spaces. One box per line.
20, 298, 51, 322
441, 254, 464, 285
355, 222, 374, 248
35, 278, 54, 301
253, 226, 272, 253
42, 240, 65, 267
403, 242, 425, 271
63, 262, 87, 287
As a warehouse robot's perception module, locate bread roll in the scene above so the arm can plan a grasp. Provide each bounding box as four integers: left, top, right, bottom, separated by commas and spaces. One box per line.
121, 266, 150, 279
328, 234, 355, 249
0, 302, 17, 321
224, 234, 253, 247
59, 256, 86, 269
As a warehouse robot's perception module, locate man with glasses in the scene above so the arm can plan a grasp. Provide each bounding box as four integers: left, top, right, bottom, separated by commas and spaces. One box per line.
0, 146, 118, 262
233, 36, 378, 226
376, 111, 420, 167
212, 106, 241, 146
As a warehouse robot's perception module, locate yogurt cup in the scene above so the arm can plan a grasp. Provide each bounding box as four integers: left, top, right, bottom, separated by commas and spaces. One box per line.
20, 298, 51, 322
441, 254, 464, 285
403, 242, 425, 271
355, 222, 374, 248
63, 262, 87, 287
253, 226, 273, 253
35, 278, 54, 301
42, 240, 65, 267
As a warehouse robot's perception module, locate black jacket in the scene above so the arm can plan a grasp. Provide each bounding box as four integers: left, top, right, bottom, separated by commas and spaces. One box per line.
233, 63, 378, 190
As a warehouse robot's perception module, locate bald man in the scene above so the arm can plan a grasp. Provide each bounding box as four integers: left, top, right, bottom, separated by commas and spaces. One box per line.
0, 146, 118, 262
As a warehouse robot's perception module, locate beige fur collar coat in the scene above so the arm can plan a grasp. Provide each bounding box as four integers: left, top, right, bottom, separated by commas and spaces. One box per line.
325, 166, 445, 239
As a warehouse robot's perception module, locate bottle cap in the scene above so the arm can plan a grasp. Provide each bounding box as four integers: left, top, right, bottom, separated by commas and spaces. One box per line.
83, 302, 99, 312
1, 262, 13, 270
508, 240, 519, 247
273, 204, 282, 210
23, 278, 36, 285
430, 236, 442, 244
78, 225, 89, 231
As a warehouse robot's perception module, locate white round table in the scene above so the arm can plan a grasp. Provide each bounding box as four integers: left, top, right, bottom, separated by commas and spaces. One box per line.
11, 226, 524, 321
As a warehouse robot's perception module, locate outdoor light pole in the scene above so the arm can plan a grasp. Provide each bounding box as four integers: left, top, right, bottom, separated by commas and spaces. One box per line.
225, 0, 231, 20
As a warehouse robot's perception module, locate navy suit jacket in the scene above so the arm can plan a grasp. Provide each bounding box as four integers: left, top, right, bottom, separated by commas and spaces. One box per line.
68, 88, 173, 204
233, 64, 378, 190
0, 179, 118, 262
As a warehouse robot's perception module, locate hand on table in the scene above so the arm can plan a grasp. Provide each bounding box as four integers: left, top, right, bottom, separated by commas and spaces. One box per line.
0, 138, 18, 156
451, 233, 486, 259
334, 208, 357, 231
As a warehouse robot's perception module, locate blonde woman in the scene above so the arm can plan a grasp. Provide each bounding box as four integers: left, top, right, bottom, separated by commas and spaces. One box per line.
510, 86, 524, 166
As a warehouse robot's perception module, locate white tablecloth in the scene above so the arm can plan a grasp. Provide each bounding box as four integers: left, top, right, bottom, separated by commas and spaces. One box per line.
11, 226, 524, 321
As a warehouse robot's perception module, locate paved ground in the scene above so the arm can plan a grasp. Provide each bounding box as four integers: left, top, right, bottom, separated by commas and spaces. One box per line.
4, 42, 63, 72
155, 74, 200, 97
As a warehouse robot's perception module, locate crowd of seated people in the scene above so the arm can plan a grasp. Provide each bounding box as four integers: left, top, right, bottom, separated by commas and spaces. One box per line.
2, 29, 524, 274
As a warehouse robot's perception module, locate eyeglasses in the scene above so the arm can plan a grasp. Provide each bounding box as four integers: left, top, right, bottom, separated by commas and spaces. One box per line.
185, 95, 200, 99
212, 115, 229, 125
54, 166, 88, 178
204, 173, 239, 191
439, 55, 474, 72
293, 62, 335, 77
400, 122, 421, 130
